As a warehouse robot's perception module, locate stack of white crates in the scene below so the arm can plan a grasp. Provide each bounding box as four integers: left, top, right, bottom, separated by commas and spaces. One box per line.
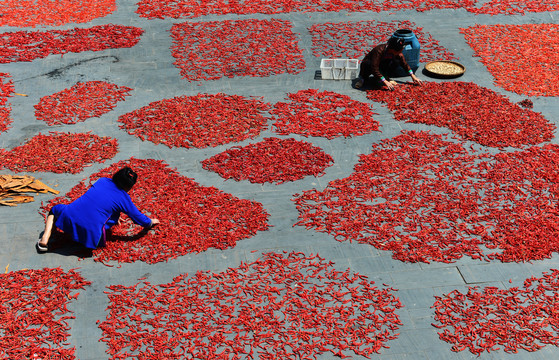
320, 59, 359, 80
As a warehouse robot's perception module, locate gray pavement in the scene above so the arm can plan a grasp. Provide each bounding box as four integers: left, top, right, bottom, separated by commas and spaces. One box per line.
1, 1, 559, 359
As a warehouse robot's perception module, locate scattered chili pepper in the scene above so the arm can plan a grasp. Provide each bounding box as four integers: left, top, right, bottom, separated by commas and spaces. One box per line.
99, 251, 403, 359
0, 0, 116, 27
0, 267, 90, 360
169, 19, 305, 81
0, 25, 144, 64
35, 81, 133, 126
41, 158, 270, 265
202, 137, 334, 184
271, 89, 380, 139
366, 82, 555, 148
0, 73, 14, 134
293, 131, 559, 263
460, 24, 559, 96
0, 132, 118, 174
432, 269, 559, 354
118, 93, 270, 148
309, 20, 457, 61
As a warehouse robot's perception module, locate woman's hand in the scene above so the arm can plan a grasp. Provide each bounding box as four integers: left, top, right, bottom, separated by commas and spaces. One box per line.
384, 79, 396, 91
411, 74, 422, 85
150, 218, 160, 227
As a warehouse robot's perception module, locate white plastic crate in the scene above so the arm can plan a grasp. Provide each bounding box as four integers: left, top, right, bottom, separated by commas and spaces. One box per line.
333, 59, 346, 80
320, 59, 334, 80
321, 58, 359, 80
345, 59, 359, 80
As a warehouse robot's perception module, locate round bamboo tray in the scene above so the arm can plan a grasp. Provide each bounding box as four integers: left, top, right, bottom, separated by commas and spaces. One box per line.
424, 60, 465, 78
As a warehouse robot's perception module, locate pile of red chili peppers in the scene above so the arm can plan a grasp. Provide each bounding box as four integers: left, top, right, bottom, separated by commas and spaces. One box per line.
0, 25, 144, 64
0, 132, 118, 174
43, 158, 270, 265
271, 89, 380, 139
309, 20, 457, 61
461, 24, 559, 97
118, 93, 271, 148
432, 269, 559, 354
100, 252, 402, 359
136, 0, 557, 18
136, 0, 477, 18
294, 131, 559, 263
0, 73, 13, 134
467, 0, 559, 15
202, 137, 334, 184
367, 82, 555, 148
0, 0, 116, 27
0, 268, 90, 360
169, 19, 305, 81
35, 81, 133, 126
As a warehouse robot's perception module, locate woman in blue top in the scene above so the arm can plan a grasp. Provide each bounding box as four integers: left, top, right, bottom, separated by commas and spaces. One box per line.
37, 166, 160, 252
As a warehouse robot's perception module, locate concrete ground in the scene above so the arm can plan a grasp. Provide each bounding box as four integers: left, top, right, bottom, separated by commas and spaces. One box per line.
1, 1, 559, 359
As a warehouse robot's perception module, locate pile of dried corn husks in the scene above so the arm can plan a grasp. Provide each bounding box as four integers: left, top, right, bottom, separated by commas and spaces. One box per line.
0, 174, 59, 206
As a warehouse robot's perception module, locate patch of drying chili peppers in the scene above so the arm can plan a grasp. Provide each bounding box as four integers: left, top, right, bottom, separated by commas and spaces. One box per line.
100, 251, 402, 359
202, 137, 334, 184
0, 0, 116, 27
0, 267, 90, 360
460, 24, 559, 97
0, 73, 14, 134
35, 81, 133, 126
0, 25, 144, 64
118, 93, 271, 148
170, 19, 305, 81
432, 269, 559, 355
294, 131, 559, 264
0, 132, 118, 174
42, 158, 270, 265
270, 89, 380, 139
366, 82, 554, 148
136, 0, 473, 19
466, 0, 559, 15
309, 20, 457, 61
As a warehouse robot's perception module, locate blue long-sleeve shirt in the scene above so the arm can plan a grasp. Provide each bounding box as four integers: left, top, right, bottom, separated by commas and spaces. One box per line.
51, 177, 152, 249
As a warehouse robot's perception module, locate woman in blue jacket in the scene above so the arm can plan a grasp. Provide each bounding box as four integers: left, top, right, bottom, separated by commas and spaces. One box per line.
37, 166, 160, 252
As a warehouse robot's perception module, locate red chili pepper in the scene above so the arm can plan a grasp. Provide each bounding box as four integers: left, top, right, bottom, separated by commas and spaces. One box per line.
0, 25, 144, 64
0, 0, 116, 27
366, 81, 555, 148
99, 252, 403, 359
35, 81, 133, 125
202, 137, 334, 184
270, 89, 380, 139
460, 24, 559, 97
309, 20, 457, 61
118, 93, 271, 148
432, 269, 559, 354
136, 0, 477, 19
294, 130, 559, 263
0, 268, 90, 359
0, 73, 14, 134
1, 132, 118, 174
169, 19, 304, 81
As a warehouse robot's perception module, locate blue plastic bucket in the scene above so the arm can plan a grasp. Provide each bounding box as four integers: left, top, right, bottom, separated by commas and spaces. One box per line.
390, 29, 420, 76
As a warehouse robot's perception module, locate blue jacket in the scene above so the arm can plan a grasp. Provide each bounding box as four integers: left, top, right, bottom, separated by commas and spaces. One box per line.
52, 177, 152, 249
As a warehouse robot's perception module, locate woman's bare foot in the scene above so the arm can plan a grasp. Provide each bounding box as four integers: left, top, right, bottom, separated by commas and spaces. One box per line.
38, 214, 55, 251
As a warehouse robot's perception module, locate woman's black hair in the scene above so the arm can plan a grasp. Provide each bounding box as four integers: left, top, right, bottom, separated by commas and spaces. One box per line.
112, 166, 138, 191
387, 37, 405, 51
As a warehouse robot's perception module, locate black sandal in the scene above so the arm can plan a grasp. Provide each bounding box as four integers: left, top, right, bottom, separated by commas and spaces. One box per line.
36, 241, 48, 253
